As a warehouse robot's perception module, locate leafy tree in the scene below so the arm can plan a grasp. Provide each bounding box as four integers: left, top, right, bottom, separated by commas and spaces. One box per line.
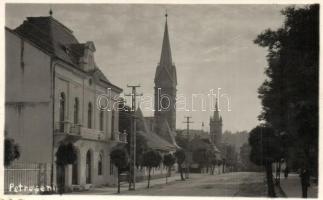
134, 134, 148, 167
55, 142, 77, 194
142, 150, 162, 188
239, 143, 263, 172
110, 148, 129, 193
174, 149, 186, 181
119, 100, 148, 167
209, 153, 218, 175
249, 126, 282, 197
175, 132, 189, 150
192, 148, 208, 173
4, 138, 20, 167
254, 5, 319, 197
163, 153, 176, 184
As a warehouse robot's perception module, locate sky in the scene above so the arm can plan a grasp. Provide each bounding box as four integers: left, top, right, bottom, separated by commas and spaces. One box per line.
5, 3, 294, 132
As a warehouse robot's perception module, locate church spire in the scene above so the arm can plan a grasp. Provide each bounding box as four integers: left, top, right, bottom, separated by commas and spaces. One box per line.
160, 11, 173, 67
213, 98, 220, 121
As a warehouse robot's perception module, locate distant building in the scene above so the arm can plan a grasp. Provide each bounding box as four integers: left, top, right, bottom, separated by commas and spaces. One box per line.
209, 100, 223, 147
5, 13, 126, 192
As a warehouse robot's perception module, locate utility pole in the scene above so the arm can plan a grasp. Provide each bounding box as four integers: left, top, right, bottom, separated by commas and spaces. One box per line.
182, 116, 193, 179
125, 84, 142, 190
183, 116, 193, 140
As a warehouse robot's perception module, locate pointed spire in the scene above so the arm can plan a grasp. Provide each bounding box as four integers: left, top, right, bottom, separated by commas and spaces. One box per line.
160, 11, 173, 67
49, 8, 53, 16
213, 98, 220, 121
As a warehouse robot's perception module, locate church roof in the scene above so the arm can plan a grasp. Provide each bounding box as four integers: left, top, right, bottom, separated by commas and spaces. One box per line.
155, 15, 177, 86
135, 108, 177, 152
211, 99, 221, 121
160, 18, 172, 67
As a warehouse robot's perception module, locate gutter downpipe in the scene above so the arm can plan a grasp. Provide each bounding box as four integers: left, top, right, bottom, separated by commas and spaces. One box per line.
50, 57, 59, 191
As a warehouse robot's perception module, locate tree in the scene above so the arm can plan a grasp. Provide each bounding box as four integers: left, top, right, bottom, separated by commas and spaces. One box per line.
254, 5, 319, 197
4, 138, 20, 167
239, 143, 263, 172
249, 126, 282, 197
174, 149, 186, 181
209, 153, 218, 175
110, 148, 129, 193
163, 153, 176, 184
192, 148, 208, 173
175, 132, 189, 150
55, 142, 77, 194
142, 150, 162, 188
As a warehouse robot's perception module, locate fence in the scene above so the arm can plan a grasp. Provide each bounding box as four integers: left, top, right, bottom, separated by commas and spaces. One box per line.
4, 162, 50, 193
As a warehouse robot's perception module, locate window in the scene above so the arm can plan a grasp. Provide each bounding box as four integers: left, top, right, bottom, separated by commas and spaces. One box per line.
111, 110, 115, 135
98, 152, 103, 175
100, 110, 104, 131
74, 98, 79, 124
88, 102, 92, 128
86, 150, 92, 184
59, 92, 65, 132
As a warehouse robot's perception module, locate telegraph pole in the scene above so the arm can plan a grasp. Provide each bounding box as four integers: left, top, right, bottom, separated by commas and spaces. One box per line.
182, 116, 193, 179
183, 116, 193, 140
125, 85, 142, 190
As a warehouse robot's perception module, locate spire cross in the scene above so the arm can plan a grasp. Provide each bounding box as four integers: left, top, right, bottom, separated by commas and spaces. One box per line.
165, 10, 168, 19
49, 8, 53, 16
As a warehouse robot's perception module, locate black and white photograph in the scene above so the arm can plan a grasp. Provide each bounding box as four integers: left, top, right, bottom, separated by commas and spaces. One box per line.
2, 1, 319, 198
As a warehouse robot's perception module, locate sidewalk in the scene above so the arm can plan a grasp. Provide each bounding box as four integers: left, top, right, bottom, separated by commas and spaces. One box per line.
277, 173, 318, 198
71, 173, 181, 195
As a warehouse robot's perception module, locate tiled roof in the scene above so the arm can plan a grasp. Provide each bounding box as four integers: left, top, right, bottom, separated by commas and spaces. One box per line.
13, 16, 112, 86
136, 108, 177, 152
14, 16, 79, 65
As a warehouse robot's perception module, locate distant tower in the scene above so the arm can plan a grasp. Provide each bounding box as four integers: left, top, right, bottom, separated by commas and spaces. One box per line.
154, 12, 177, 134
210, 99, 223, 147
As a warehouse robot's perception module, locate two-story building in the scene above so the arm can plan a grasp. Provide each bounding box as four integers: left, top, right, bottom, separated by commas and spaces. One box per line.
5, 13, 126, 192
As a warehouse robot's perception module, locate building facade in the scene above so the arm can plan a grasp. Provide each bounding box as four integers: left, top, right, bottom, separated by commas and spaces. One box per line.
5, 15, 126, 192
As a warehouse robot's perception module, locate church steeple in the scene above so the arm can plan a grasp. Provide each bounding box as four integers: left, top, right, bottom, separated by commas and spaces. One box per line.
160, 12, 173, 67
154, 11, 177, 135
213, 98, 220, 121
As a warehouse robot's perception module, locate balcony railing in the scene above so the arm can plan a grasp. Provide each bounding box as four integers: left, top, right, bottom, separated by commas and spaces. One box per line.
80, 127, 105, 141
111, 131, 127, 143
55, 122, 127, 143
55, 121, 105, 141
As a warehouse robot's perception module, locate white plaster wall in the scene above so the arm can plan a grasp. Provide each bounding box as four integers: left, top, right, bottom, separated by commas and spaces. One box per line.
5, 30, 52, 163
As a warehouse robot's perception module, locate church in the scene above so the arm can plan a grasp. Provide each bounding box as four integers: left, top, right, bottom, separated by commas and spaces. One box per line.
136, 13, 178, 152
209, 100, 223, 148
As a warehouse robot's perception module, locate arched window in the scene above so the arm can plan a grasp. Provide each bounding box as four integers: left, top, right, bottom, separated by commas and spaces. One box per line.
100, 110, 104, 131
111, 110, 115, 135
88, 102, 92, 128
98, 152, 103, 175
74, 98, 79, 124
86, 150, 92, 184
59, 92, 65, 132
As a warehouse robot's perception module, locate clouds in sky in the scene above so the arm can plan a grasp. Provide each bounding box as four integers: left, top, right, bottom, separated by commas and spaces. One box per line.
6, 3, 294, 132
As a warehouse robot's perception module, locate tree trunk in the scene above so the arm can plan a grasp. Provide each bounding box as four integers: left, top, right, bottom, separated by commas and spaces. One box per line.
147, 167, 151, 188
179, 164, 184, 181
57, 165, 65, 194
265, 163, 276, 197
300, 167, 310, 198
117, 169, 120, 193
